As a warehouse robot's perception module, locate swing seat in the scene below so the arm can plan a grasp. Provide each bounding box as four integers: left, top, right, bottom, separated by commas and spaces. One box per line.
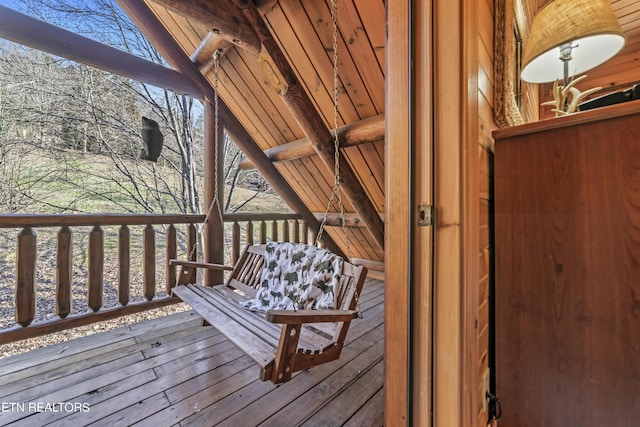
170, 244, 367, 384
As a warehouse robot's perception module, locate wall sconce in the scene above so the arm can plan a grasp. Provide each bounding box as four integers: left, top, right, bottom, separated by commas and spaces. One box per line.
520, 0, 625, 115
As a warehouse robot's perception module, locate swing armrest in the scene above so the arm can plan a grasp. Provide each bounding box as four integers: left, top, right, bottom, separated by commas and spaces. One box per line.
265, 309, 359, 324
169, 259, 234, 271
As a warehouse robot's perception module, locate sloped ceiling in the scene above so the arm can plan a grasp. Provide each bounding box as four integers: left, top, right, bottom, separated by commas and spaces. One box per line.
143, 0, 385, 261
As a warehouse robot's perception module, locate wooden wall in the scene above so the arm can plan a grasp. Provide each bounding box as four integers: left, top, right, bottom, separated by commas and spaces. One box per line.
477, 2, 495, 424
476, 0, 539, 424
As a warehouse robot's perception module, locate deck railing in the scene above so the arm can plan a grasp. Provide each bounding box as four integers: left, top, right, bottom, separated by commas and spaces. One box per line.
0, 212, 307, 345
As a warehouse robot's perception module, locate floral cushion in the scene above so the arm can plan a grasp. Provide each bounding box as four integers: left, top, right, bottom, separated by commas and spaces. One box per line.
240, 242, 343, 313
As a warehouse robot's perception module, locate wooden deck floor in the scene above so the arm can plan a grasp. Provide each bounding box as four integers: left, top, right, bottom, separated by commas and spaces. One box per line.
0, 278, 384, 426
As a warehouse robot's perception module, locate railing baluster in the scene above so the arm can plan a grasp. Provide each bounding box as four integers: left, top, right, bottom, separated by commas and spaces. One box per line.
187, 223, 197, 262
246, 221, 254, 245
232, 221, 240, 264
0, 213, 305, 344
16, 227, 36, 327
88, 225, 103, 312
56, 226, 72, 318
301, 221, 308, 245
283, 220, 290, 242
118, 225, 130, 306
166, 224, 177, 293
260, 220, 267, 244
271, 220, 278, 242
293, 220, 300, 243
143, 224, 155, 301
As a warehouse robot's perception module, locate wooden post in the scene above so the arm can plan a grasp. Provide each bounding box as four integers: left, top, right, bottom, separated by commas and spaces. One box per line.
88, 225, 103, 312
56, 226, 72, 318
16, 227, 36, 327
203, 102, 225, 285
118, 225, 130, 306
143, 224, 156, 301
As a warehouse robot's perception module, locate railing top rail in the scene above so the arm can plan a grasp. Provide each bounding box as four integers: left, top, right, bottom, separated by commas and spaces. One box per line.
0, 212, 303, 228
223, 212, 302, 222
0, 213, 206, 228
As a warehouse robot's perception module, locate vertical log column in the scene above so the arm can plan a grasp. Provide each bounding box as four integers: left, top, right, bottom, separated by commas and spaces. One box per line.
204, 102, 224, 285
56, 226, 72, 318
88, 225, 103, 312
16, 227, 36, 327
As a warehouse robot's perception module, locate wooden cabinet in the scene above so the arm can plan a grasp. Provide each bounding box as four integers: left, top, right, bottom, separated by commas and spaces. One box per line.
493, 101, 640, 427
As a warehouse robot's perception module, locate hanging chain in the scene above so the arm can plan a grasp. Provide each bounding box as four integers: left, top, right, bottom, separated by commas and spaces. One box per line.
315, 0, 352, 261
211, 50, 224, 226
192, 50, 224, 260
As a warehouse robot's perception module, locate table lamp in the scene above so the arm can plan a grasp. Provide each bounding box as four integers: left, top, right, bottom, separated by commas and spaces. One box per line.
520, 0, 626, 115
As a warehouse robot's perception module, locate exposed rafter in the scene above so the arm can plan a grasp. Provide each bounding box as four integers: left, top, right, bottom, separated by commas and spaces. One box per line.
190, 32, 232, 74
116, 0, 345, 257
0, 5, 200, 99
147, 0, 261, 57
313, 213, 370, 228
239, 114, 385, 170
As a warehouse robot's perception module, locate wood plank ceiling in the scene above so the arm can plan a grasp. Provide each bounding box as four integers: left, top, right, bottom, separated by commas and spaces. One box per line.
143, 0, 386, 262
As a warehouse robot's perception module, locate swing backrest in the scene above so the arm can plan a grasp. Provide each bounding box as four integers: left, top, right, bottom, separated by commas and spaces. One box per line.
226, 244, 363, 308
226, 244, 266, 294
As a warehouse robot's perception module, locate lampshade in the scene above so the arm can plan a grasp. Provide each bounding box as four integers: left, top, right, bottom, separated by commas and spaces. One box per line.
521, 0, 626, 83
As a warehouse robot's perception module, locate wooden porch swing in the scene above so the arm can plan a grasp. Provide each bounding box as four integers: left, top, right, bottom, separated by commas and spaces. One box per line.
169, 1, 368, 385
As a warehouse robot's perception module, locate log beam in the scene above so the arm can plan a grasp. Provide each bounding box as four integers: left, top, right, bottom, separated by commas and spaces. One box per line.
0, 5, 201, 99
190, 32, 232, 74
148, 0, 261, 57
117, 0, 344, 257
232, 0, 385, 251
313, 213, 371, 228
239, 114, 385, 170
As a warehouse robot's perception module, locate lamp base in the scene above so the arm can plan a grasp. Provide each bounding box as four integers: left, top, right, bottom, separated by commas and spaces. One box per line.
541, 75, 602, 116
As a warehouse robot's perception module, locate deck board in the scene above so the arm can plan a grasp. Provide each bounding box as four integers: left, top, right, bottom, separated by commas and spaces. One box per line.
0, 278, 384, 426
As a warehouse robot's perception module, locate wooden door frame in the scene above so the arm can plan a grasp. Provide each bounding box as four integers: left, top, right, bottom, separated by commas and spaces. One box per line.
385, 0, 415, 423
386, 0, 479, 425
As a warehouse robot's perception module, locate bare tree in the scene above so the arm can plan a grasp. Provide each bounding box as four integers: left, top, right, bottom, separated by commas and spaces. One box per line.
0, 0, 286, 218
0, 1, 205, 216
